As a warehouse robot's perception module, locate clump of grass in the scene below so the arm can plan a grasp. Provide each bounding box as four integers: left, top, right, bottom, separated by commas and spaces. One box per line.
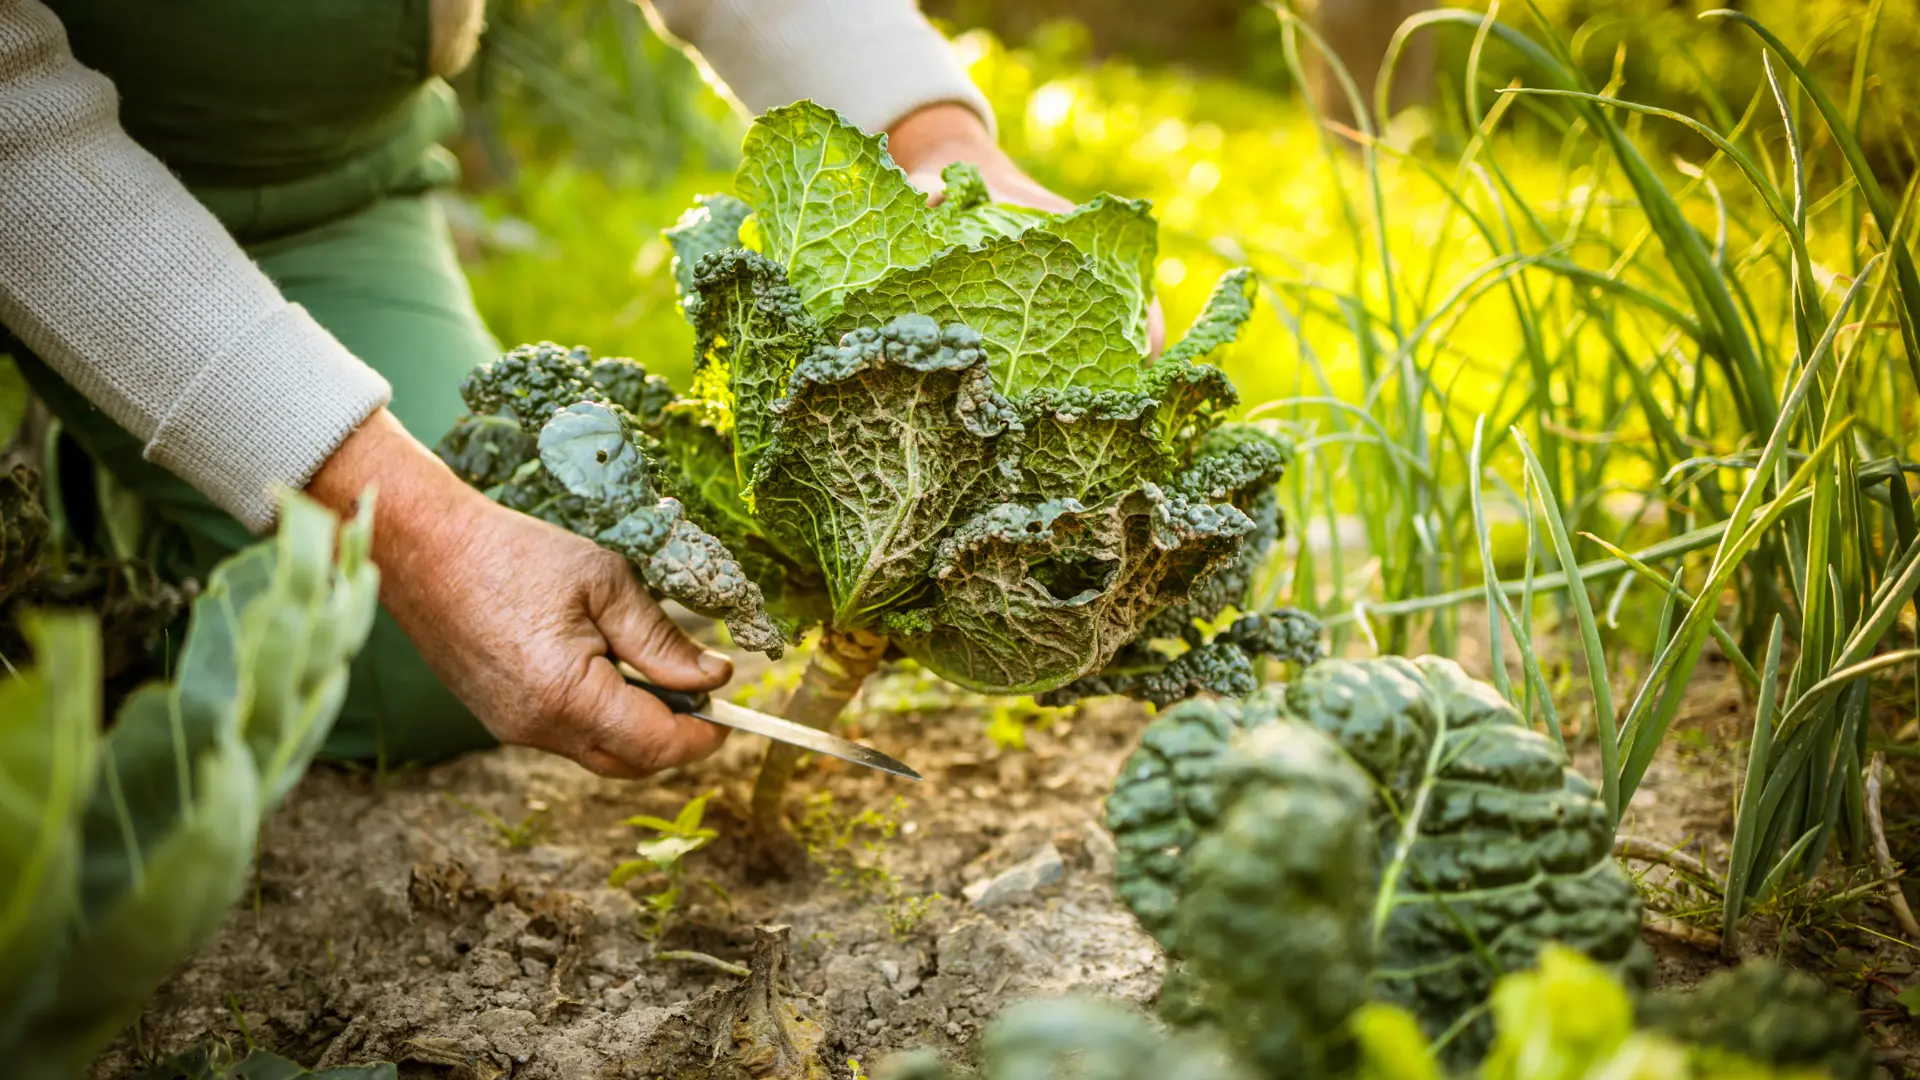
1249, 0, 1920, 951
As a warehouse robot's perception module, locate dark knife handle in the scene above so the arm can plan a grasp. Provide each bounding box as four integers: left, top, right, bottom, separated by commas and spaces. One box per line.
610, 657, 713, 715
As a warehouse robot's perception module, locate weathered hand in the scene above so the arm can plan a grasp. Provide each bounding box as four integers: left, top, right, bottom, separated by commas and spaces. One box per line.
888, 103, 1167, 357
308, 409, 731, 778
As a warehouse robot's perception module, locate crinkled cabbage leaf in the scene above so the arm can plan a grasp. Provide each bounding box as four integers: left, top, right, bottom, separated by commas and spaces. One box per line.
437, 102, 1283, 695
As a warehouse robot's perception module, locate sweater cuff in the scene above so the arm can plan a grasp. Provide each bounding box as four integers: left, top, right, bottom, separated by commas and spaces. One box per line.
146, 303, 391, 533
648, 0, 993, 137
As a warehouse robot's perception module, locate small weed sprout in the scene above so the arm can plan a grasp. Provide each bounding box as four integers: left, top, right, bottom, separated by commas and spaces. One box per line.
797, 792, 942, 938
442, 792, 546, 851
611, 789, 721, 941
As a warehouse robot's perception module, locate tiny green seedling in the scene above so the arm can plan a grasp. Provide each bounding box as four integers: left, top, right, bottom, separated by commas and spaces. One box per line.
612, 789, 721, 941
797, 792, 941, 938
442, 792, 546, 850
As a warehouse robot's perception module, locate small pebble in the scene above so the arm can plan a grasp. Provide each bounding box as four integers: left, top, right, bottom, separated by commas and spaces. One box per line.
962, 843, 1066, 909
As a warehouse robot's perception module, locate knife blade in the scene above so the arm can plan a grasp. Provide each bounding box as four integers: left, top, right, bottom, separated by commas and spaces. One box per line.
613, 659, 921, 781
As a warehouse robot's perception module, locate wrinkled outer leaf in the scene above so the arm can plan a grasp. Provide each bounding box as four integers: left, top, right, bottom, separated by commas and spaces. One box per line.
832, 232, 1142, 396
1161, 267, 1256, 365
1106, 656, 1649, 1071
685, 249, 827, 481
1003, 388, 1173, 507
664, 193, 752, 304
735, 101, 942, 318
752, 315, 1014, 626
893, 487, 1252, 694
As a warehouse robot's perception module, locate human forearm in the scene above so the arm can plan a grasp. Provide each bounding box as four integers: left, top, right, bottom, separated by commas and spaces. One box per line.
0, 0, 389, 532
642, 0, 992, 136
304, 408, 488, 607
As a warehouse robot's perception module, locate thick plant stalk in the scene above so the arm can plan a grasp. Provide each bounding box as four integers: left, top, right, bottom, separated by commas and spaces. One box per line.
751, 627, 888, 835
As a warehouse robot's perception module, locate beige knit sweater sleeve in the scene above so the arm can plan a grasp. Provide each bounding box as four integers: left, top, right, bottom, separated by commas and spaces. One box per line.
645, 0, 993, 135
0, 0, 392, 533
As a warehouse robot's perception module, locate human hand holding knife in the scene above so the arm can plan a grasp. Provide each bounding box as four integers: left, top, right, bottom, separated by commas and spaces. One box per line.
612, 659, 921, 781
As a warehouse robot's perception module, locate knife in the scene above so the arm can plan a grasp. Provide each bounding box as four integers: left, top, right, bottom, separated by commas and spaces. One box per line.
613, 659, 921, 781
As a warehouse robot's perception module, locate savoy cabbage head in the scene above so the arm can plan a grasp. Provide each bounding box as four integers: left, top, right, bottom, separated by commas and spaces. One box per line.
442, 102, 1294, 699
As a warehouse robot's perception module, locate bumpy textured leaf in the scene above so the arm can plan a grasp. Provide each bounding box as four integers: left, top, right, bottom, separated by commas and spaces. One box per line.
1106, 657, 1650, 1071
7, 491, 381, 1079
1043, 609, 1324, 707
1, 465, 49, 603
684, 249, 827, 482
1003, 388, 1172, 507
437, 414, 535, 492
831, 232, 1142, 395
1638, 962, 1873, 1080
1179, 722, 1376, 1079
892, 488, 1253, 694
751, 315, 1013, 626
735, 102, 943, 318
535, 401, 785, 658
664, 193, 752, 303
1162, 267, 1257, 365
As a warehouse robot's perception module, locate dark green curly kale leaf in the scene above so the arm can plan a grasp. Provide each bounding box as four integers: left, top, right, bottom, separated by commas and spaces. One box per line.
1042, 609, 1324, 707
1106, 657, 1650, 1071
438, 344, 785, 658
1638, 962, 1872, 1080
663, 193, 752, 302
1180, 722, 1377, 1079
535, 401, 783, 657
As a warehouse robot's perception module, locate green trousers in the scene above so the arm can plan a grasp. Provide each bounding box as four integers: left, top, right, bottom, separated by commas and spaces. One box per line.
12, 194, 499, 765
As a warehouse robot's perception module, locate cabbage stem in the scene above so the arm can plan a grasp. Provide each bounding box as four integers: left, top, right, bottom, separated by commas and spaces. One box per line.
750, 626, 889, 836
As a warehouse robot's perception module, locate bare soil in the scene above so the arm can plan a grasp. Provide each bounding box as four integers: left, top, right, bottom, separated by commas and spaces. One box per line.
86, 634, 1920, 1079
